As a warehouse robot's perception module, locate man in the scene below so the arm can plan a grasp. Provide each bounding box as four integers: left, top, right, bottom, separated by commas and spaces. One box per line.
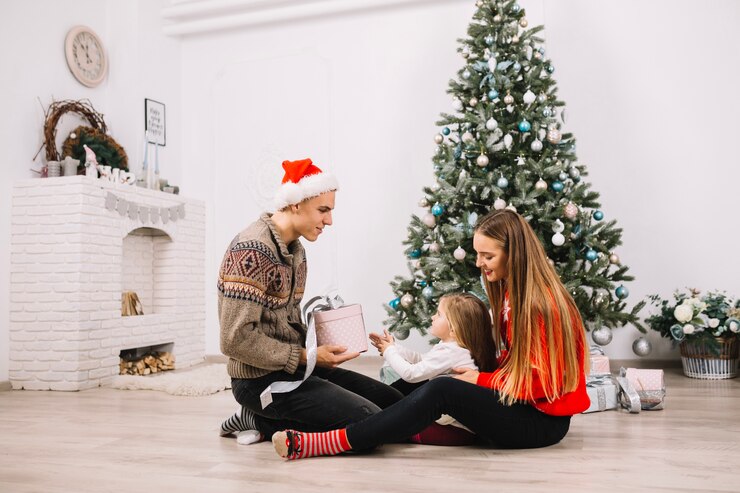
218, 158, 402, 444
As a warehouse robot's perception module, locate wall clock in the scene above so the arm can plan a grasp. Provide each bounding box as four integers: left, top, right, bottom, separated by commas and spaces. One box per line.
64, 25, 107, 88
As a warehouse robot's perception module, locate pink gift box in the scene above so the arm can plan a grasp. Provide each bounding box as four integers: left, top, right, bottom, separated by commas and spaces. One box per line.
589, 354, 611, 376
624, 368, 665, 410
313, 304, 368, 354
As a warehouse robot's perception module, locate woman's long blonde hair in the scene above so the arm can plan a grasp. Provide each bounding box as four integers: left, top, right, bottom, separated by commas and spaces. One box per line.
475, 209, 586, 405
441, 293, 497, 372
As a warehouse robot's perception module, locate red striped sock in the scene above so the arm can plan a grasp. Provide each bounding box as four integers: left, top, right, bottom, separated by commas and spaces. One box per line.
272, 429, 351, 460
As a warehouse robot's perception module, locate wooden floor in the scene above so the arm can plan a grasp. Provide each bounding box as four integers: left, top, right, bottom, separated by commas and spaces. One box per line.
1, 357, 739, 493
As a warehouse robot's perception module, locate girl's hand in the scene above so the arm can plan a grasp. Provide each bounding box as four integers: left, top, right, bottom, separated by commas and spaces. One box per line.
452, 368, 480, 385
369, 330, 395, 354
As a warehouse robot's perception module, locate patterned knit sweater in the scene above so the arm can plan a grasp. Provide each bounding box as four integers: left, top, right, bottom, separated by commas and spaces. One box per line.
218, 213, 307, 379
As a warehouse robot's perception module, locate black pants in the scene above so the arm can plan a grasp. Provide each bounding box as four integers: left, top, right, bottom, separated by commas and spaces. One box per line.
346, 377, 571, 450
231, 366, 403, 437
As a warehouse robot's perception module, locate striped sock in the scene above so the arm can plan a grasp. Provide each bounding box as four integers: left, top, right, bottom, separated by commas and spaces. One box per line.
219, 407, 257, 437
272, 429, 352, 460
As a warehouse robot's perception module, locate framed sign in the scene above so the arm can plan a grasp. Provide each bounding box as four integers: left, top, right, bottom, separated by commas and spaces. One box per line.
145, 98, 166, 146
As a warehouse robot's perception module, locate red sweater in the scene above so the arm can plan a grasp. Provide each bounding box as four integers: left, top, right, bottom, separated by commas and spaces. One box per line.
476, 295, 590, 416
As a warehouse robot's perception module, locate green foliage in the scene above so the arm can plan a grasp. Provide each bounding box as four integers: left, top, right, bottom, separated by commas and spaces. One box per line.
384, 1, 642, 338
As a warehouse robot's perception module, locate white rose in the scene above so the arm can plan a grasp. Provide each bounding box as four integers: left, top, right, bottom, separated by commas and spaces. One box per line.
683, 324, 695, 335
674, 304, 694, 323
708, 318, 720, 329
730, 321, 739, 333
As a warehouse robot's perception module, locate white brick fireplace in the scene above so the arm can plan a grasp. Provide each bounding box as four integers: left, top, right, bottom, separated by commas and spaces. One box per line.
9, 176, 206, 390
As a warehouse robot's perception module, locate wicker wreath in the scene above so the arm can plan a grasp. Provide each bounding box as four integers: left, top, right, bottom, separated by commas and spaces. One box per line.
40, 99, 128, 171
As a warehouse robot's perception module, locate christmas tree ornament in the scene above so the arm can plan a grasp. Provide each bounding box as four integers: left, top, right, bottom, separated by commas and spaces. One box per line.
516, 156, 526, 166
452, 98, 463, 111
518, 120, 531, 132
493, 14, 502, 22
400, 294, 415, 308
503, 134, 513, 149
476, 154, 489, 167
585, 249, 598, 262
546, 64, 555, 73
389, 298, 400, 310
551, 232, 565, 246
552, 219, 565, 233
542, 107, 552, 117
563, 202, 579, 219
417, 280, 428, 287
513, 62, 521, 72
487, 56, 498, 72
409, 248, 421, 259
531, 139, 543, 151
430, 181, 441, 192
469, 97, 479, 107
422, 286, 434, 299
485, 117, 498, 130
537, 93, 546, 103
505, 203, 517, 212
485, 35, 494, 46
503, 93, 514, 105
615, 285, 629, 299
511, 3, 521, 13
462, 131, 474, 143
462, 69, 471, 80
569, 167, 580, 179
453, 246, 467, 261
609, 253, 620, 265
429, 242, 441, 253
494, 198, 507, 210
534, 178, 548, 192
551, 181, 564, 192
459, 169, 467, 179
497, 176, 509, 188
418, 197, 429, 207
547, 128, 562, 144
434, 134, 444, 144
594, 291, 610, 308
442, 127, 451, 135
592, 327, 613, 346
422, 213, 437, 228
519, 18, 528, 27
632, 337, 652, 357
593, 210, 604, 221
431, 203, 444, 216
488, 89, 499, 100
512, 35, 520, 43
558, 172, 568, 181
534, 51, 542, 60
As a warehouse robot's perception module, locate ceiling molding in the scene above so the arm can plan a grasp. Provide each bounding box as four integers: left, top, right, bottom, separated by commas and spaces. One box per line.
161, 0, 463, 37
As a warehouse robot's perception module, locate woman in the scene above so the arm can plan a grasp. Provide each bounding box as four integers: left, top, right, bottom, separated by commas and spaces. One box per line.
272, 209, 591, 459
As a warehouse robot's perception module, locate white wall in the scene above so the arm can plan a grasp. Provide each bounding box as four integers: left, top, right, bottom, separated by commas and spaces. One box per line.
0, 0, 181, 383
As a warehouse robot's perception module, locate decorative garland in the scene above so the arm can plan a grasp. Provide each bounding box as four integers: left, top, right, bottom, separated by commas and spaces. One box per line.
39, 99, 128, 171
104, 192, 186, 225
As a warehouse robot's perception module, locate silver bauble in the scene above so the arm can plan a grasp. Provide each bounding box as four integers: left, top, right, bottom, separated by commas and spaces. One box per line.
400, 294, 415, 308
531, 139, 543, 152
592, 327, 613, 346
537, 93, 546, 103
569, 167, 581, 179
632, 337, 652, 357
485, 118, 498, 130
594, 291, 610, 308
462, 69, 471, 80
476, 154, 489, 167
558, 172, 568, 181
434, 134, 444, 144
519, 18, 528, 27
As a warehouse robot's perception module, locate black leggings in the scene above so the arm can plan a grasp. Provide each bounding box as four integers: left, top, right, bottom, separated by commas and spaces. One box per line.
346, 377, 571, 450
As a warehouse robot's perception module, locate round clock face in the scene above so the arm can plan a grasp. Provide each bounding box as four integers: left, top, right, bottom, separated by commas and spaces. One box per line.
65, 26, 107, 88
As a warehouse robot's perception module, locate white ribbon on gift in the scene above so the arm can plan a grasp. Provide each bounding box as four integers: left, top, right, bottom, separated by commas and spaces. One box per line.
261, 294, 345, 409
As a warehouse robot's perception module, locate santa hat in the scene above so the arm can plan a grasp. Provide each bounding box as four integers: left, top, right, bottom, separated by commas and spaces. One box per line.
273, 158, 339, 211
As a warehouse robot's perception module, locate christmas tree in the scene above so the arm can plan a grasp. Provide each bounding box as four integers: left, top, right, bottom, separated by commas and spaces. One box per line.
384, 0, 644, 343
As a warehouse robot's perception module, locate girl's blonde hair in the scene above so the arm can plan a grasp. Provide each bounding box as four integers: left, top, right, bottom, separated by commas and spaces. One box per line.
474, 209, 586, 405
440, 293, 497, 372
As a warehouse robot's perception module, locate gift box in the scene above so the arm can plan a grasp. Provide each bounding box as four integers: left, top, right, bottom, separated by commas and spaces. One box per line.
623, 368, 666, 410
314, 304, 368, 354
589, 346, 611, 376
583, 376, 619, 413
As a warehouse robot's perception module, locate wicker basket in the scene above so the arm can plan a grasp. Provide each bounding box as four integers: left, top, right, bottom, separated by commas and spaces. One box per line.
679, 337, 739, 379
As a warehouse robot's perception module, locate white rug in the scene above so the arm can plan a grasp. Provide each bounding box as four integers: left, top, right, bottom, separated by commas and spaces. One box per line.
111, 364, 231, 396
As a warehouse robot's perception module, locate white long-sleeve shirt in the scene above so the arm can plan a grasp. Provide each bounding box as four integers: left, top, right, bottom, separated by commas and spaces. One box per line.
382, 341, 477, 383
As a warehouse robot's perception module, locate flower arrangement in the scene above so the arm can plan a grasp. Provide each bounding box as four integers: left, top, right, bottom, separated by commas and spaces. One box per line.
646, 288, 740, 344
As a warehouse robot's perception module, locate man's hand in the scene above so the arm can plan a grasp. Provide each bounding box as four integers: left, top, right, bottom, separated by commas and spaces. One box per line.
452, 367, 480, 385
301, 345, 359, 368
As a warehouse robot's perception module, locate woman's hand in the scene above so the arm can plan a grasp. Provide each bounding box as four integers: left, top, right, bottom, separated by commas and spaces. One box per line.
452, 368, 480, 385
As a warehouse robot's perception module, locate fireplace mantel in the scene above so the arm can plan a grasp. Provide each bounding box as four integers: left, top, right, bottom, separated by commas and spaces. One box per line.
9, 176, 206, 390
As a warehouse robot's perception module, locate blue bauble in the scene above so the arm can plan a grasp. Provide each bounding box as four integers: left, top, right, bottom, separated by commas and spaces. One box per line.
442, 127, 451, 136
546, 64, 555, 73
422, 286, 434, 299
431, 204, 444, 216
585, 249, 598, 262
454, 146, 462, 159
485, 35, 494, 46
593, 210, 604, 221
488, 89, 499, 100
409, 249, 421, 259
615, 285, 629, 299
418, 280, 428, 288
518, 120, 531, 132
497, 176, 509, 188
551, 181, 564, 192
389, 298, 400, 309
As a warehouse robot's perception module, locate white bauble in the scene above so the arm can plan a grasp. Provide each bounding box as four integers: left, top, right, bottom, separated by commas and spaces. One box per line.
462, 131, 475, 143
476, 155, 489, 167
523, 89, 536, 105
493, 198, 506, 210
429, 242, 441, 254
551, 232, 565, 246
453, 246, 467, 261
552, 219, 565, 233
531, 139, 543, 152
422, 213, 437, 228
400, 294, 415, 308
505, 203, 517, 212
452, 98, 463, 111
486, 118, 498, 130
419, 197, 429, 207
503, 134, 513, 149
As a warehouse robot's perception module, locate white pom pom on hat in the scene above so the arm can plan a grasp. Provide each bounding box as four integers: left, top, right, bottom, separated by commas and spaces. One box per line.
273, 158, 339, 211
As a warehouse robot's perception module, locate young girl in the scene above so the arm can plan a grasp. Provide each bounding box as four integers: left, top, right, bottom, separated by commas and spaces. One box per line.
371, 293, 496, 444
271, 209, 590, 460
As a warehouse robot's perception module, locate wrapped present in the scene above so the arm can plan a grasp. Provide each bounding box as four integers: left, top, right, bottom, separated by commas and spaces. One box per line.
583, 375, 619, 413
589, 346, 611, 376
306, 295, 368, 354
623, 368, 666, 410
